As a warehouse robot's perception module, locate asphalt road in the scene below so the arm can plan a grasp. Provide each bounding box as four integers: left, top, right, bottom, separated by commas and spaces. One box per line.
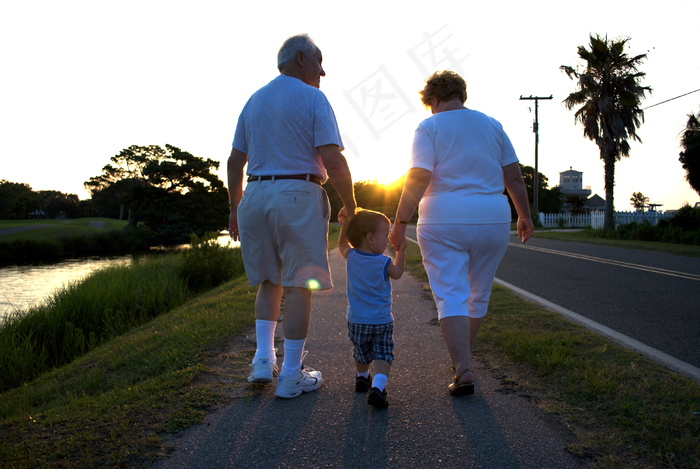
496, 235, 700, 370
153, 249, 590, 469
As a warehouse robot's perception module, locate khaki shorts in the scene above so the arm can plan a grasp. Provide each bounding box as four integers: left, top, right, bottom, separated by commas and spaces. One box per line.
238, 179, 332, 289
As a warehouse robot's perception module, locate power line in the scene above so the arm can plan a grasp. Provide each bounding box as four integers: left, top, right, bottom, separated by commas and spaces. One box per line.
643, 88, 700, 110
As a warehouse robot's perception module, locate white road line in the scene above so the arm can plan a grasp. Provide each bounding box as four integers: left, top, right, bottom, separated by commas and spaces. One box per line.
508, 242, 700, 281
494, 278, 700, 382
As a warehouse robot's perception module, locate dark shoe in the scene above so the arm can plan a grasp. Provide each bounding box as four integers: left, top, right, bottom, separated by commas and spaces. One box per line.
355, 374, 371, 393
448, 369, 475, 396
367, 387, 389, 408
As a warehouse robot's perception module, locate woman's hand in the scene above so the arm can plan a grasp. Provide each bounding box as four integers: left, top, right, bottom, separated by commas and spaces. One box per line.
517, 217, 534, 244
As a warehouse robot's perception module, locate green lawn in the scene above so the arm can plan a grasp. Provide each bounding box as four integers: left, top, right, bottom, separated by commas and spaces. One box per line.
0, 218, 128, 241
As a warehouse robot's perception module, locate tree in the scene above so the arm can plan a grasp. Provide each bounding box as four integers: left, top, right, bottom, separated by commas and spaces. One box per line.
0, 180, 39, 219
679, 110, 700, 196
507, 165, 561, 218
565, 194, 587, 214
85, 145, 228, 244
561, 34, 651, 230
630, 191, 649, 211
37, 190, 80, 218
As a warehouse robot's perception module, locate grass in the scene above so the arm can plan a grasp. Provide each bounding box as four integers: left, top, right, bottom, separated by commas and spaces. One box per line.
0, 277, 257, 468
0, 218, 147, 266
533, 229, 700, 257
0, 224, 697, 468
0, 218, 128, 241
0, 236, 244, 393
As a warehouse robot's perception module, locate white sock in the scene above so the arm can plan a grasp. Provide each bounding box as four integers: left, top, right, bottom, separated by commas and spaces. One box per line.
281, 338, 305, 377
253, 320, 277, 361
372, 373, 388, 391
357, 371, 370, 379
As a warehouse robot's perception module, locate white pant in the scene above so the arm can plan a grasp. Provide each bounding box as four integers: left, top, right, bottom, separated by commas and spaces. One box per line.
417, 223, 510, 319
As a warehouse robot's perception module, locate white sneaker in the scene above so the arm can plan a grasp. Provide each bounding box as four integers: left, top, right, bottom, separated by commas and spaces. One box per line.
247, 357, 278, 383
275, 367, 323, 398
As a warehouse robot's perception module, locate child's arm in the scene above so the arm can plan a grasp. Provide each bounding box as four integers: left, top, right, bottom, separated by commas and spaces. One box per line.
337, 212, 352, 259
387, 238, 407, 279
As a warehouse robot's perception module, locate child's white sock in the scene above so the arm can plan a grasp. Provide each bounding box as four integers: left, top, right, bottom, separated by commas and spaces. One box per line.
357, 371, 370, 379
254, 319, 277, 361
281, 338, 305, 377
372, 373, 388, 391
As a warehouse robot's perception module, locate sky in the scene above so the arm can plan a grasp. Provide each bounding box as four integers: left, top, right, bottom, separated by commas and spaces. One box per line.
1, 0, 699, 212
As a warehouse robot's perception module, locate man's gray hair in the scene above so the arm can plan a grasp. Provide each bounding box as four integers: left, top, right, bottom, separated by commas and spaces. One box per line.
277, 34, 318, 72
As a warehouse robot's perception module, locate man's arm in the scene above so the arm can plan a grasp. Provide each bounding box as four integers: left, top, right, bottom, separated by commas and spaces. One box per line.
337, 212, 352, 259
317, 144, 356, 216
227, 147, 248, 241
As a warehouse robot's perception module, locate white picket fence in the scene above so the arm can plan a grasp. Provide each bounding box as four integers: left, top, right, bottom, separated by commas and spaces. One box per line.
538, 211, 673, 229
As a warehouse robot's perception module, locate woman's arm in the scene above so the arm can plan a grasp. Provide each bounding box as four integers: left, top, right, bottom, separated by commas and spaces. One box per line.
390, 168, 432, 250
503, 162, 534, 243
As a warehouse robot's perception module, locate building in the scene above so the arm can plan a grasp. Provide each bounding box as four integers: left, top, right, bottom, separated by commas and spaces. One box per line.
558, 167, 591, 198
556, 167, 604, 213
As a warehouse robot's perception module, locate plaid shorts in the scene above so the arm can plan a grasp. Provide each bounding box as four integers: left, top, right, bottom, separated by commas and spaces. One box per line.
347, 322, 394, 365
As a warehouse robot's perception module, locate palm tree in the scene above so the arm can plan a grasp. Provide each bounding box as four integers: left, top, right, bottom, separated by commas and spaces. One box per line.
679, 111, 700, 196
561, 34, 651, 230
630, 191, 649, 211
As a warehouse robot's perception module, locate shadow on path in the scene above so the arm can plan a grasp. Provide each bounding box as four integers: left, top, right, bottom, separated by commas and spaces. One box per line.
153, 249, 589, 468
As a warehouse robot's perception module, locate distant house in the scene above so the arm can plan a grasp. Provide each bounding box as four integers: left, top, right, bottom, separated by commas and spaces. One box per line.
584, 194, 605, 211
554, 167, 604, 213
558, 167, 591, 198
28, 210, 47, 219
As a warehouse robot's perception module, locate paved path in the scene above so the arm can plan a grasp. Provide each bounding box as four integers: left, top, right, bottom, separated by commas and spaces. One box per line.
153, 249, 590, 469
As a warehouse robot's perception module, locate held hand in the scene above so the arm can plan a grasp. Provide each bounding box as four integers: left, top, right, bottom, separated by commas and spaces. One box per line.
390, 222, 406, 251
517, 217, 534, 244
397, 238, 408, 252
229, 209, 239, 242
338, 206, 355, 224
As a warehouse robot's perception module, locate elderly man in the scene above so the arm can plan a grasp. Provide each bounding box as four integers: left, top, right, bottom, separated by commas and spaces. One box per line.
228, 34, 356, 399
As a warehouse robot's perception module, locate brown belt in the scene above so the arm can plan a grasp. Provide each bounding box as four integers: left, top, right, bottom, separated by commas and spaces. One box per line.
247, 174, 322, 185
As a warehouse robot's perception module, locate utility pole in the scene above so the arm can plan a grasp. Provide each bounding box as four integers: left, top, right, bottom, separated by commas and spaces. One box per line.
519, 95, 552, 215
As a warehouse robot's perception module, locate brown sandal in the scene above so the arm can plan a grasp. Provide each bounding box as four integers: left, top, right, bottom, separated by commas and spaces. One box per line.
448, 369, 475, 396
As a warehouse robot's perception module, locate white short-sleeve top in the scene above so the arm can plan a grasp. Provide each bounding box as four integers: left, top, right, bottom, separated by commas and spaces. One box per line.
411, 109, 519, 224
233, 75, 344, 182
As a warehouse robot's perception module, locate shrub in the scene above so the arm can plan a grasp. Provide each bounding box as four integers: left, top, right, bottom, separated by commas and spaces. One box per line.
181, 233, 245, 292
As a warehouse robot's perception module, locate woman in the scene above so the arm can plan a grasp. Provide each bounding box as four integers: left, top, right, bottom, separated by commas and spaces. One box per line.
390, 71, 533, 395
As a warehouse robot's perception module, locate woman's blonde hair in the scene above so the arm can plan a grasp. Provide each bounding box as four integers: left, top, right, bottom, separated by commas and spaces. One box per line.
419, 70, 467, 107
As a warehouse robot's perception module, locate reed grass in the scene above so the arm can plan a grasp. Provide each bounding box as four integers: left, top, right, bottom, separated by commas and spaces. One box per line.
0, 277, 257, 467
0, 236, 245, 392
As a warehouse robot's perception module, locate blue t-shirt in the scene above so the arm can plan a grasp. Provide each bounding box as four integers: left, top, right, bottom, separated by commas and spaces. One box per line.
346, 248, 393, 324
232, 74, 344, 181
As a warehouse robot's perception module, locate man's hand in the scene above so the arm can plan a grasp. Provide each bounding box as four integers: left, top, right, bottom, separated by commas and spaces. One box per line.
229, 208, 239, 241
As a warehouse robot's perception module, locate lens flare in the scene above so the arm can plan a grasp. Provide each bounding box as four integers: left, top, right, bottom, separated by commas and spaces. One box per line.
306, 278, 321, 290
